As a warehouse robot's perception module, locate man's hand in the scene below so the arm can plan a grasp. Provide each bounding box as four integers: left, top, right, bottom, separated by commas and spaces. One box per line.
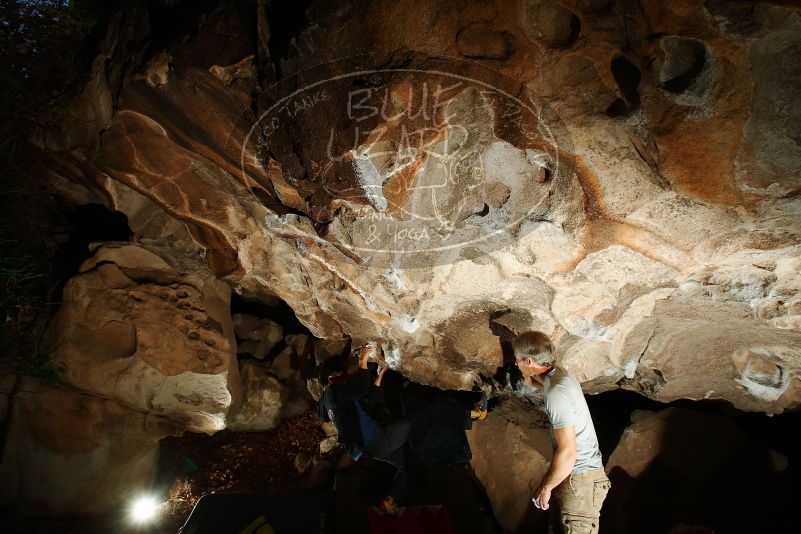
374, 363, 388, 386
532, 483, 552, 510
358, 343, 375, 368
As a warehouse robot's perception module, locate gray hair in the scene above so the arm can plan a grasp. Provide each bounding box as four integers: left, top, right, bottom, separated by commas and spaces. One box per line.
512, 331, 556, 366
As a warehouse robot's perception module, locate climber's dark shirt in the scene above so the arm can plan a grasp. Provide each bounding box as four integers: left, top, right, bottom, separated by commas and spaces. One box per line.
318, 368, 380, 461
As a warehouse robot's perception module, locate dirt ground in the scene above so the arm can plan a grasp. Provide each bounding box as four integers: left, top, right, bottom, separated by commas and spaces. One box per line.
1, 412, 329, 534
157, 411, 327, 532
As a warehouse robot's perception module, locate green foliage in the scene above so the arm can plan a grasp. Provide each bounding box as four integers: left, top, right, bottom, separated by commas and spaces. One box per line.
0, 240, 64, 381
0, 1, 95, 379
0, 248, 43, 330
0, 0, 96, 146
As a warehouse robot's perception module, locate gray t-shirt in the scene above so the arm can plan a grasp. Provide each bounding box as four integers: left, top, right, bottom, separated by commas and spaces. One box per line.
543, 366, 603, 474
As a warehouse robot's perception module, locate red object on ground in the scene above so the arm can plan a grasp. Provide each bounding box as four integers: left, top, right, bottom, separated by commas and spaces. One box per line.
365, 505, 454, 534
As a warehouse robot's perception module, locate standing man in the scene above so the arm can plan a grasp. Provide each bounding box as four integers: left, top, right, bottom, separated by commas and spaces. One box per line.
513, 331, 611, 534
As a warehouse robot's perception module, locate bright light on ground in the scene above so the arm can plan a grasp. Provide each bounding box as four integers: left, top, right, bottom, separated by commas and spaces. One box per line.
129, 494, 160, 524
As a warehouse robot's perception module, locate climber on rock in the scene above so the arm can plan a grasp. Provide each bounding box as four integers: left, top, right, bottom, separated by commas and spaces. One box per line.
318, 341, 491, 514
317, 342, 409, 513
513, 331, 611, 534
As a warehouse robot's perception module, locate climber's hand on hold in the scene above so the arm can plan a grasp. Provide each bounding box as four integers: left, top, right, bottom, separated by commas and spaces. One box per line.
377, 364, 388, 378
374, 363, 389, 386
357, 343, 375, 368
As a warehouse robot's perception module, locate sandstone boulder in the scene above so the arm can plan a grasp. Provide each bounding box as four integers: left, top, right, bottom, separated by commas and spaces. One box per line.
45, 242, 241, 433
313, 337, 349, 365
319, 436, 341, 455
284, 333, 311, 358
271, 346, 297, 382
467, 396, 553, 533
270, 344, 314, 419
611, 295, 801, 414
233, 313, 283, 360
0, 379, 178, 515
227, 361, 286, 431
307, 377, 326, 403
605, 407, 790, 534
521, 0, 580, 48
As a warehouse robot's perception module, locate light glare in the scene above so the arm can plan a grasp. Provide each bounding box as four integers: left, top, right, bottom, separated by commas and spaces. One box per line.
129, 494, 159, 524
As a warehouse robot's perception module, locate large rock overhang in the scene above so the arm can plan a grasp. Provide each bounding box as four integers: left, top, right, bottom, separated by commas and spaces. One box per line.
35, 0, 801, 414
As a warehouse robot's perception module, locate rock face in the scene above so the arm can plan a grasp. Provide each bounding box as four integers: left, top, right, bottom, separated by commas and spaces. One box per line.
227, 361, 286, 431
604, 407, 791, 533
44, 242, 241, 433
470, 401, 794, 533
0, 379, 177, 515
34, 1, 801, 413
228, 355, 311, 431
233, 314, 283, 360
467, 397, 553, 533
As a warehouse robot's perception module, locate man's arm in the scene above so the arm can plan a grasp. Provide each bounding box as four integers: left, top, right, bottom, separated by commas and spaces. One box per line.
362, 363, 389, 410
373, 364, 388, 387
532, 425, 578, 511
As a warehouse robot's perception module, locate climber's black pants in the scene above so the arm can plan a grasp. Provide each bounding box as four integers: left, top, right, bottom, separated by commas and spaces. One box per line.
365, 419, 410, 505
367, 419, 411, 469
366, 399, 470, 505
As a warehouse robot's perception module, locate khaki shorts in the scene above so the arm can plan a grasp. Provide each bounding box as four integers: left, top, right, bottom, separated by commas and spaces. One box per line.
553, 467, 611, 534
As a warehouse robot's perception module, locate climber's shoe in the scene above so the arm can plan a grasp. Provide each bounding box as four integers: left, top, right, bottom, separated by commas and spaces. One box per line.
378, 495, 398, 516
471, 391, 489, 421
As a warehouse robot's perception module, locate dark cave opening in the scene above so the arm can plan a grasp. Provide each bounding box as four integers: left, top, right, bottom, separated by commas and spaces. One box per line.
661, 40, 707, 95
52, 203, 132, 297
566, 12, 581, 48
142, 0, 222, 61
605, 97, 629, 118
588, 389, 801, 472
228, 290, 329, 419
230, 291, 308, 334
230, 291, 314, 362
263, 0, 314, 80
608, 55, 642, 116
